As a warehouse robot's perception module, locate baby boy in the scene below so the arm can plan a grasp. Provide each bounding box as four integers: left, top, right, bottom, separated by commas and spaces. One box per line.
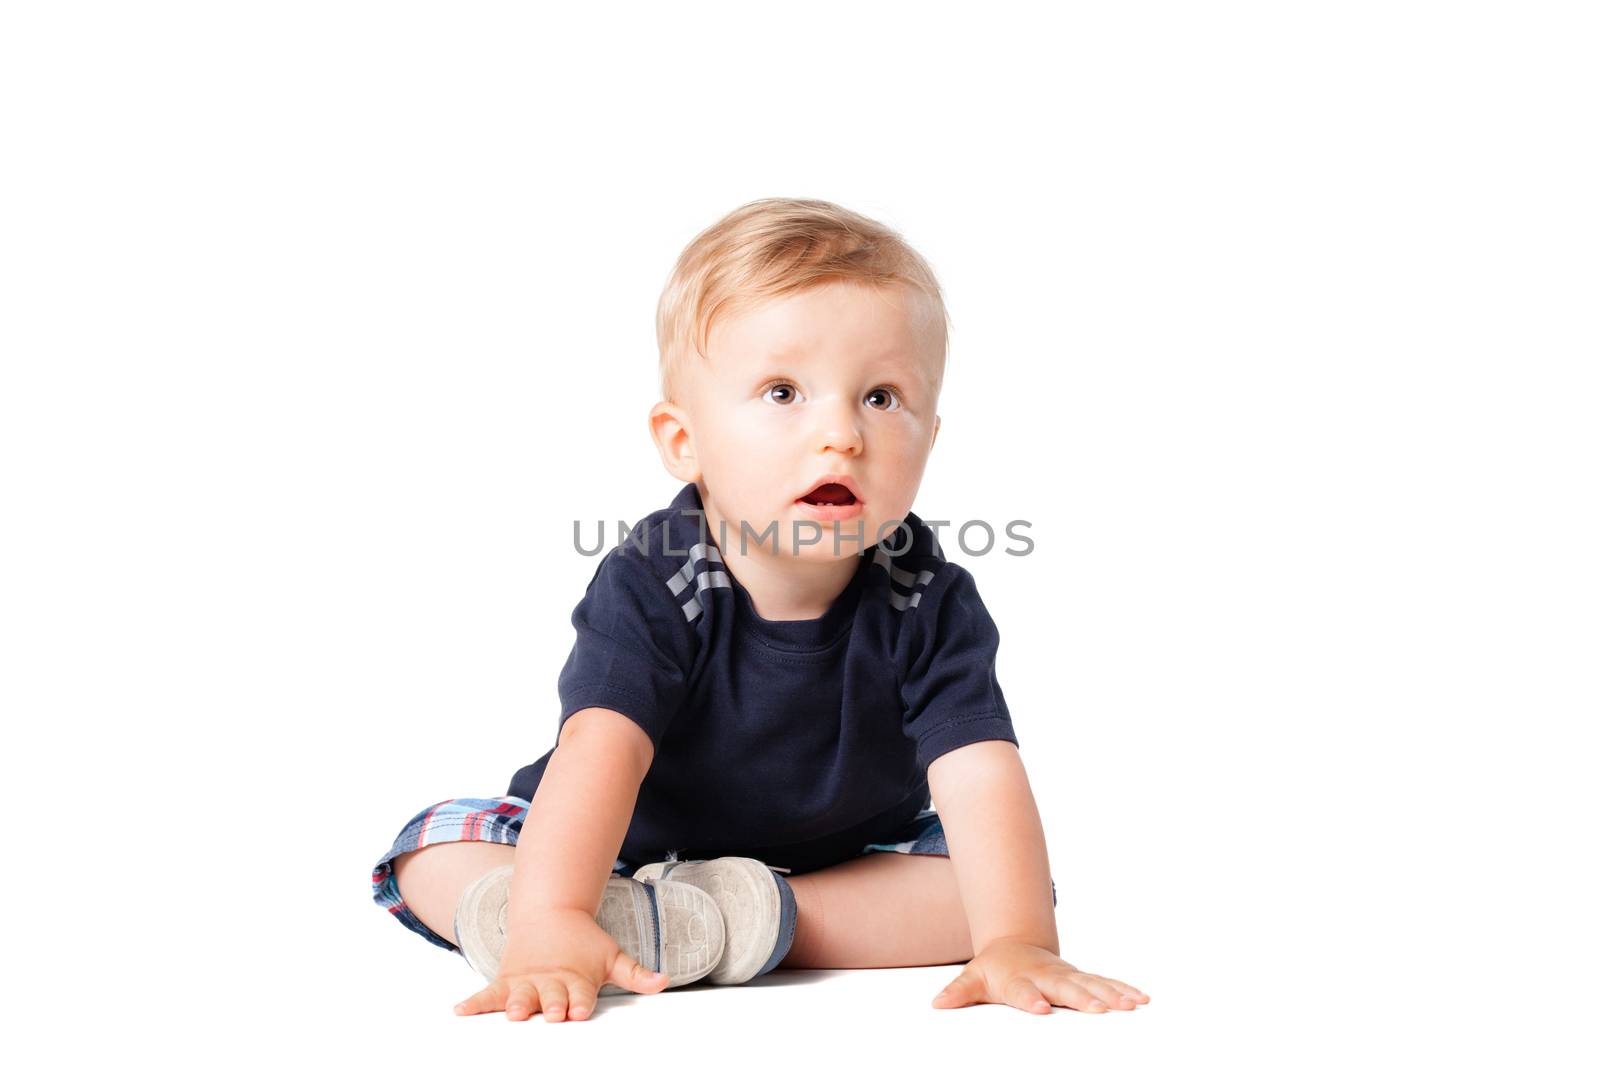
370, 197, 1149, 1022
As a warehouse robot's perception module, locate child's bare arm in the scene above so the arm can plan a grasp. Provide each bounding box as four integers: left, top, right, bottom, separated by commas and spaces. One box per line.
928, 740, 1057, 955
512, 706, 654, 918
927, 740, 1150, 1015
456, 706, 666, 1022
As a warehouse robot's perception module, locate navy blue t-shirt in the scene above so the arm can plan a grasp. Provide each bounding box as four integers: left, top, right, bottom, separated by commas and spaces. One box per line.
507, 482, 1018, 874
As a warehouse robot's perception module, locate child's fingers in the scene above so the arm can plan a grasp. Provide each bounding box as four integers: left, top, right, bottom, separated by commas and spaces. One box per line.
1046, 975, 1111, 1013
1072, 972, 1145, 1009
564, 980, 599, 1022
504, 981, 541, 1021
1077, 974, 1133, 1009
536, 979, 568, 1022
610, 951, 669, 995
455, 980, 510, 1017
1005, 977, 1054, 1014
1104, 978, 1149, 1004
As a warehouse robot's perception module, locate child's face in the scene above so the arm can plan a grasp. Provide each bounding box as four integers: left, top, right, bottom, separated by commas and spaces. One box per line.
666, 279, 943, 561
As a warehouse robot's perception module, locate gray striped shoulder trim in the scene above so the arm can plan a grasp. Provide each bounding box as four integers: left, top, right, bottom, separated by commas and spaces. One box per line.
663, 538, 938, 619
665, 541, 729, 622
872, 550, 936, 612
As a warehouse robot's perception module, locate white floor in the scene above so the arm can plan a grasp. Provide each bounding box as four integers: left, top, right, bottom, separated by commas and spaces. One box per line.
331, 909, 1166, 1064
67, 870, 1539, 1067
29, 792, 1588, 1066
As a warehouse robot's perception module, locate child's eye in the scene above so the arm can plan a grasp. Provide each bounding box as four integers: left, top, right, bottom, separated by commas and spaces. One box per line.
762, 381, 800, 405
865, 387, 901, 412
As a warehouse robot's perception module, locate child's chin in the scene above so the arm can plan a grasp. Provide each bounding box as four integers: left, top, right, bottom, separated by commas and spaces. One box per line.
785, 523, 871, 558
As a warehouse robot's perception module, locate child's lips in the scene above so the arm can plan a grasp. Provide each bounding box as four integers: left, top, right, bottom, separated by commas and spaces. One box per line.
794, 476, 866, 522
798, 484, 857, 507
796, 474, 865, 507
796, 477, 863, 506
794, 497, 865, 520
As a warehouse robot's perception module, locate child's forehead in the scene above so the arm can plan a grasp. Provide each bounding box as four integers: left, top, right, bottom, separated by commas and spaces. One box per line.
709, 281, 942, 363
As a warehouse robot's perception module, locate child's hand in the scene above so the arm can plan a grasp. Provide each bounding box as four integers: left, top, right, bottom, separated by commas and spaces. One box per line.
931, 937, 1150, 1014
453, 907, 670, 1022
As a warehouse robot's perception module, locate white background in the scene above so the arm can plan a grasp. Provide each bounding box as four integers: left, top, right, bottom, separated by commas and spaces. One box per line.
3, 2, 1595, 1063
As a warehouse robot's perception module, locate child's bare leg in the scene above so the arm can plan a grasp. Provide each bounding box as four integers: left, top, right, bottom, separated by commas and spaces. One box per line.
391, 841, 517, 945
778, 852, 976, 969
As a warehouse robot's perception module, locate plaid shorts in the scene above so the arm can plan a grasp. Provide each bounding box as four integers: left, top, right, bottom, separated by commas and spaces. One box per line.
372, 796, 1059, 952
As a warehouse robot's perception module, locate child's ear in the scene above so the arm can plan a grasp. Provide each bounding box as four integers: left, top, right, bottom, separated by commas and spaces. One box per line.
649, 400, 700, 482
931, 414, 940, 451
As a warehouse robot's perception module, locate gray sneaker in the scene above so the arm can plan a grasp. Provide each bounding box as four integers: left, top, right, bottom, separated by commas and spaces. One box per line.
453, 867, 726, 994
631, 857, 797, 985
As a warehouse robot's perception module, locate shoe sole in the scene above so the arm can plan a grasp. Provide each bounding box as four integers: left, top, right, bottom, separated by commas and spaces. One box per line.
633, 858, 793, 985
455, 867, 725, 995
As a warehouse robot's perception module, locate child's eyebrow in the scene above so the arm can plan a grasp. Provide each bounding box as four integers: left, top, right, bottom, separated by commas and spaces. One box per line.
749, 343, 806, 365
751, 345, 930, 382
870, 351, 941, 390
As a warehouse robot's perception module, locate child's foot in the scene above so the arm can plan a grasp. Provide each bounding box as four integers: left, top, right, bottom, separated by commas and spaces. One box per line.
631, 857, 797, 985
454, 867, 726, 994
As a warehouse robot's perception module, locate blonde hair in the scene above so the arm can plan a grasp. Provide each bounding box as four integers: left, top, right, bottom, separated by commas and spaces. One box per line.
655, 197, 951, 404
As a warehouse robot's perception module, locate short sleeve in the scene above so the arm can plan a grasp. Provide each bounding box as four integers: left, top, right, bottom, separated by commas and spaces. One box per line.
896, 563, 1018, 771
556, 546, 697, 753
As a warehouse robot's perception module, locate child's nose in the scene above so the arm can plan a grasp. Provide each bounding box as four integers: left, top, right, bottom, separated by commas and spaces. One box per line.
812, 398, 864, 453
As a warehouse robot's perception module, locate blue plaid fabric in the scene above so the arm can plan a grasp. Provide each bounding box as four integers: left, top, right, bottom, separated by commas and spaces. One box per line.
373, 796, 1057, 952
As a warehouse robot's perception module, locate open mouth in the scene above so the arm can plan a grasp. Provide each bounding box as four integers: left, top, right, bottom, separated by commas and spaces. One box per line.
797, 483, 858, 507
